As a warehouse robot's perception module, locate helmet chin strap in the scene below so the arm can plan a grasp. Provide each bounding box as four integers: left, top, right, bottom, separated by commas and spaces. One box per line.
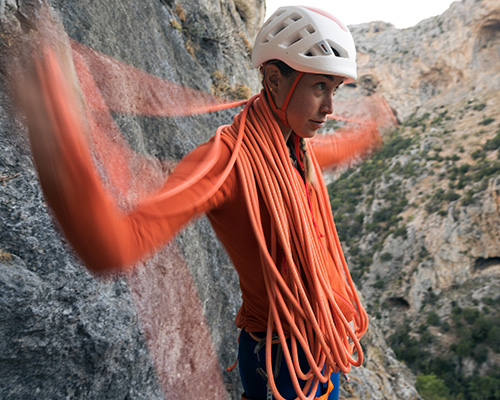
264, 71, 304, 128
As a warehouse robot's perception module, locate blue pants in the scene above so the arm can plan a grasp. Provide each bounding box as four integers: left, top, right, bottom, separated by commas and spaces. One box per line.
238, 330, 339, 400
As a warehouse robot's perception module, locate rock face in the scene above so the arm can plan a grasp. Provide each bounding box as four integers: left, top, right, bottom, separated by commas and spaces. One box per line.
0, 1, 498, 400
0, 0, 263, 399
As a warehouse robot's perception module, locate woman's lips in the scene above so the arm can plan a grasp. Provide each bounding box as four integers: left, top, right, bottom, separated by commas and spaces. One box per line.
310, 119, 325, 129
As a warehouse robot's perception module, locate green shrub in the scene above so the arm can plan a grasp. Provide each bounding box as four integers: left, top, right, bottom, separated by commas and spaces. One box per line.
479, 117, 495, 126
440, 321, 450, 332
373, 279, 385, 289
377, 134, 413, 160
463, 308, 480, 324
372, 207, 394, 223
458, 163, 470, 174
473, 344, 489, 365
404, 112, 430, 128
484, 132, 500, 151
473, 160, 500, 181
471, 314, 493, 342
487, 326, 500, 352
416, 374, 450, 400
471, 149, 486, 160
443, 190, 460, 202
380, 252, 393, 262
426, 188, 458, 213
391, 225, 408, 238
427, 311, 440, 326
461, 190, 475, 206
456, 339, 472, 357
465, 372, 500, 400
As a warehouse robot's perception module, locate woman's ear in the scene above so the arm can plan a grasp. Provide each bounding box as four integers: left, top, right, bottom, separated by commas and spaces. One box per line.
263, 64, 282, 93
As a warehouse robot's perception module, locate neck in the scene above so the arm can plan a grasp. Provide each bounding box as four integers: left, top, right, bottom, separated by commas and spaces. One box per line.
262, 71, 304, 142
262, 89, 293, 141
278, 120, 292, 142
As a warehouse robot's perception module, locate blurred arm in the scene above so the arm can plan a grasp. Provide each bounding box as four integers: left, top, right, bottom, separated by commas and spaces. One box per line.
310, 124, 383, 169
19, 47, 232, 274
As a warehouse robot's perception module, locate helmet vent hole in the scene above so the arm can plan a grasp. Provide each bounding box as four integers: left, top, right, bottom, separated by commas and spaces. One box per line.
304, 40, 345, 58
327, 40, 347, 57
283, 34, 302, 47
306, 26, 316, 35
271, 23, 287, 37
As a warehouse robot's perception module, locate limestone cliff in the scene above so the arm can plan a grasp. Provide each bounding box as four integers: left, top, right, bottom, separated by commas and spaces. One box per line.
333, 1, 500, 398
0, 0, 263, 398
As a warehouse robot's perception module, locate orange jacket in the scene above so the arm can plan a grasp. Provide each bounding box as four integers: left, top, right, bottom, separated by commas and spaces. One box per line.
26, 47, 373, 342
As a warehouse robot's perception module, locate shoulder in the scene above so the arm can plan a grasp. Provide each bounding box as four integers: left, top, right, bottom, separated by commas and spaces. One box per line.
187, 135, 239, 204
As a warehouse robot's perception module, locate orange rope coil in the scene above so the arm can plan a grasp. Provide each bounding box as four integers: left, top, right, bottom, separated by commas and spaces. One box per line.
221, 96, 368, 399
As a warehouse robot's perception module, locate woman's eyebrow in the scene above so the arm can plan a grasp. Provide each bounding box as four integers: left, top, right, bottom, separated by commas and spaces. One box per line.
318, 75, 344, 87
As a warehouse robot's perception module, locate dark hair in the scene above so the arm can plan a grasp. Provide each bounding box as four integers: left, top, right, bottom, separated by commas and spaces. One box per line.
267, 59, 295, 76
261, 60, 296, 86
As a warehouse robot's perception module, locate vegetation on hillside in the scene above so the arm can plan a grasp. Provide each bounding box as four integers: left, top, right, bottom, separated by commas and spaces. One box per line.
391, 298, 500, 400
327, 98, 500, 400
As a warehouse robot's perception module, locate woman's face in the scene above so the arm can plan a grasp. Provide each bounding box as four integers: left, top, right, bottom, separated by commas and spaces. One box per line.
286, 73, 343, 138
271, 70, 344, 139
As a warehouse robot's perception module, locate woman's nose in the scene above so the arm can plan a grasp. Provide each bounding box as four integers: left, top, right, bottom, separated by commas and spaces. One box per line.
320, 95, 334, 115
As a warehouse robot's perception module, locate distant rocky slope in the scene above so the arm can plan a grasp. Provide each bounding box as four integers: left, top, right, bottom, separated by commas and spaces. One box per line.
0, 0, 498, 399
333, 0, 500, 398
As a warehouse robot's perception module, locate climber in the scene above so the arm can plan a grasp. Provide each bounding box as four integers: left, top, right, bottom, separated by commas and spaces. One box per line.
14, 5, 377, 400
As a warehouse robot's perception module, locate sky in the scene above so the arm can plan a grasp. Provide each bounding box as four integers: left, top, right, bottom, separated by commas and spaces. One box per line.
265, 0, 457, 29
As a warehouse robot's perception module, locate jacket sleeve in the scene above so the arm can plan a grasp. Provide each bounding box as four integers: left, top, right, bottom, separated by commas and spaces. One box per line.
309, 125, 383, 170
22, 47, 234, 274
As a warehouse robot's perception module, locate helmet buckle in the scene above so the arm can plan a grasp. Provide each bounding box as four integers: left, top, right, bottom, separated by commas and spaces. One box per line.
316, 40, 333, 55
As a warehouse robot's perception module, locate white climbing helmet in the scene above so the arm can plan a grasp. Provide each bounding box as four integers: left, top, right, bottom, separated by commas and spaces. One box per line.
252, 6, 357, 82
